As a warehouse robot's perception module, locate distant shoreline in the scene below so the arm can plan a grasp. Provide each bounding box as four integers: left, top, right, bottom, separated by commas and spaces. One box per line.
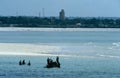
0, 27, 120, 32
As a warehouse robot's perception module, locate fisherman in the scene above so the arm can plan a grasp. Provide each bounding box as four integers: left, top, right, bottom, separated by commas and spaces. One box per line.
49, 58, 53, 64
27, 60, 31, 66
22, 60, 26, 65
56, 56, 60, 67
19, 60, 22, 65
46, 57, 53, 67
47, 58, 50, 65
56, 56, 59, 63
45, 57, 60, 68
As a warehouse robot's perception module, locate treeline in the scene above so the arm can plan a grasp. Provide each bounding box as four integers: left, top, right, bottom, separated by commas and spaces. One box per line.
0, 16, 120, 28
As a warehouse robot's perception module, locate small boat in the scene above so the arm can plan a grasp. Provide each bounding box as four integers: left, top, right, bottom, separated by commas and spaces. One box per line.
45, 57, 60, 68
45, 61, 60, 68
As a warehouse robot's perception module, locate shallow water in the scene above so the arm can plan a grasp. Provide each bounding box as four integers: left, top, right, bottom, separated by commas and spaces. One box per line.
0, 56, 120, 78
0, 31, 120, 43
0, 29, 120, 78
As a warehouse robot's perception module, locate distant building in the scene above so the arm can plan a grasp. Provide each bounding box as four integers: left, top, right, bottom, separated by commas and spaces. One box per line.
59, 9, 65, 20
76, 23, 81, 26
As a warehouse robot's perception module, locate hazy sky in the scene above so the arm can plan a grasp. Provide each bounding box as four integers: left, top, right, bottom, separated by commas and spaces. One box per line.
0, 0, 120, 17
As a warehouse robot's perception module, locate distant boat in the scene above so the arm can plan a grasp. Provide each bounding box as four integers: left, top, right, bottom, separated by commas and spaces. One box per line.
45, 57, 60, 68
45, 61, 60, 68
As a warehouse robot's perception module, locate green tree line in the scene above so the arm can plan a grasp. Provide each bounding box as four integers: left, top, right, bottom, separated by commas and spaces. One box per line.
0, 16, 120, 28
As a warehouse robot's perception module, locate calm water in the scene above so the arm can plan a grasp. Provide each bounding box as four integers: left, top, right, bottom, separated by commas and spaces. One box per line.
0, 29, 120, 78
0, 31, 120, 43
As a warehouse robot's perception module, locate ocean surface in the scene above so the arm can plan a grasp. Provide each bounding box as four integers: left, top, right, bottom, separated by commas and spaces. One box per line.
0, 28, 120, 78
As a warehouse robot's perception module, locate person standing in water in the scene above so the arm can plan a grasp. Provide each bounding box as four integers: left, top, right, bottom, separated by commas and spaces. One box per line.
22, 60, 26, 65
19, 60, 22, 65
27, 60, 31, 66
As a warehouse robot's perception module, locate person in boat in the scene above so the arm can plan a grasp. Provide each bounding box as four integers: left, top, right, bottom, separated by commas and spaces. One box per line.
47, 58, 50, 65
56, 56, 60, 68
49, 58, 53, 64
47, 58, 53, 66
46, 56, 60, 68
56, 56, 59, 63
27, 60, 31, 66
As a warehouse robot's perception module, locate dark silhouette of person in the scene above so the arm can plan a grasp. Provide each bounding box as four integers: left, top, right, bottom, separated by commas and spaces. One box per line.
49, 58, 53, 64
46, 58, 53, 67
27, 60, 31, 66
19, 60, 22, 65
56, 56, 59, 63
22, 60, 26, 65
56, 56, 60, 68
47, 58, 50, 65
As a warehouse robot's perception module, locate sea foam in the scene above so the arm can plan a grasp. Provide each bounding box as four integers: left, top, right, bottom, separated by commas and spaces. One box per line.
0, 43, 61, 56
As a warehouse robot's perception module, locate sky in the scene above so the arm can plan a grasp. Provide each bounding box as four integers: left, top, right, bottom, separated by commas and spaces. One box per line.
0, 0, 120, 17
